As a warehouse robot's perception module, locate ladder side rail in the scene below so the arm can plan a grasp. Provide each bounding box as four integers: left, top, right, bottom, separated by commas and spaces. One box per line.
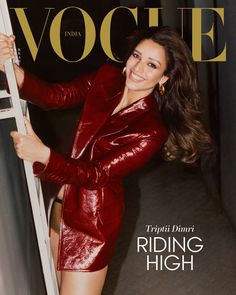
0, 2, 59, 294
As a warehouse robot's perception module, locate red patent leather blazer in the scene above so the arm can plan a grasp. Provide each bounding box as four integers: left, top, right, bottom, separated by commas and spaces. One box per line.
20, 63, 168, 271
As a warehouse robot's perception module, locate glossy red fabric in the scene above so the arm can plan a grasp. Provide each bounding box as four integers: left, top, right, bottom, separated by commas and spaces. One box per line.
20, 64, 168, 271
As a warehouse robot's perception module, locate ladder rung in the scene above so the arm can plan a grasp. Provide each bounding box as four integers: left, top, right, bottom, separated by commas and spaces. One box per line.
0, 108, 15, 119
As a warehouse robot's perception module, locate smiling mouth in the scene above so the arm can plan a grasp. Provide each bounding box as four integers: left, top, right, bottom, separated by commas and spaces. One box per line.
129, 71, 145, 82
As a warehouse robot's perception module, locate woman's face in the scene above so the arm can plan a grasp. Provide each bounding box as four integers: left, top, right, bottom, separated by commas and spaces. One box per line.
125, 39, 169, 97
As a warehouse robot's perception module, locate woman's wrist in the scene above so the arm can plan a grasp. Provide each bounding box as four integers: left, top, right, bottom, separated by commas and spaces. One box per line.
3, 62, 25, 87
13, 63, 24, 88
38, 146, 50, 166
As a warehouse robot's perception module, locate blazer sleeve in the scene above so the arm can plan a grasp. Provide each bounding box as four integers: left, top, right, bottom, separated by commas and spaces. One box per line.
19, 70, 96, 110
32, 130, 168, 190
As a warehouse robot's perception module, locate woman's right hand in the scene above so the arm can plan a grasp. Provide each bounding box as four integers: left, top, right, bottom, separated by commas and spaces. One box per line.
0, 33, 15, 72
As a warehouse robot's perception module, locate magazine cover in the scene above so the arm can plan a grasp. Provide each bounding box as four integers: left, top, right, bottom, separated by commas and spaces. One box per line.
0, 0, 236, 294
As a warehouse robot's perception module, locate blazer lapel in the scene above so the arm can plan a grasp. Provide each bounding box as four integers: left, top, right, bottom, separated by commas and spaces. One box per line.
71, 64, 125, 159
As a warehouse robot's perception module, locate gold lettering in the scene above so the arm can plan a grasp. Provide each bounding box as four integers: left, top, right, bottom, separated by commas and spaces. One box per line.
100, 6, 138, 62
12, 6, 227, 63
11, 8, 53, 61
144, 8, 161, 27
50, 7, 95, 62
64, 31, 82, 37
178, 7, 185, 38
180, 8, 226, 62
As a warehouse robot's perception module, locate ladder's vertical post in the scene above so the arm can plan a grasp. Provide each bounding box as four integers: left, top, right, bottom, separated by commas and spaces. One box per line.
0, 1, 59, 294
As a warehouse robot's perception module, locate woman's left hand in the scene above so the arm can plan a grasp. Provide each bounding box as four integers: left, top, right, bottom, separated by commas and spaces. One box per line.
10, 117, 50, 165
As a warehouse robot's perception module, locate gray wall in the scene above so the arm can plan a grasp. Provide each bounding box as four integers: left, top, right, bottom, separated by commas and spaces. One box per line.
0, 113, 46, 294
217, 0, 236, 226
192, 0, 236, 227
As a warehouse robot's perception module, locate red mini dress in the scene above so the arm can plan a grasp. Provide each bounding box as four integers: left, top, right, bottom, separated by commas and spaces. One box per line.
19, 64, 168, 271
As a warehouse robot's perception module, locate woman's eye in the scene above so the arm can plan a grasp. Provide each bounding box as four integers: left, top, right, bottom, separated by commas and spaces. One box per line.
132, 52, 139, 59
148, 63, 157, 69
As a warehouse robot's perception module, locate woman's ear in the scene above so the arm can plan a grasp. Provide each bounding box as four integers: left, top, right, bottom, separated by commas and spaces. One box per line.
160, 75, 169, 85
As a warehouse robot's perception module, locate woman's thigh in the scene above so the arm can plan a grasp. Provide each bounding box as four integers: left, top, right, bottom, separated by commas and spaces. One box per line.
49, 196, 63, 284
51, 228, 108, 294
50, 227, 61, 285
60, 266, 108, 295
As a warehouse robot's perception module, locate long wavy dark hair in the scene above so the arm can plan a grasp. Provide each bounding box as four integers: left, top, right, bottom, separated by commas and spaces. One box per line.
125, 26, 214, 165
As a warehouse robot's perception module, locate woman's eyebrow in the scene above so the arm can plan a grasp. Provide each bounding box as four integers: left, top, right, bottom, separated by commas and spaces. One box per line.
149, 57, 161, 66
134, 49, 161, 66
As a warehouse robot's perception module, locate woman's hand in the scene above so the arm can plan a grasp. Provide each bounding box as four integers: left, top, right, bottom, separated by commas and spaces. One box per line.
10, 117, 50, 165
0, 33, 15, 72
0, 33, 24, 87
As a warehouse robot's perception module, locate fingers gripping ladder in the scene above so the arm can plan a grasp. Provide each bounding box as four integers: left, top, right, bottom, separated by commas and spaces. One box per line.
0, 1, 59, 294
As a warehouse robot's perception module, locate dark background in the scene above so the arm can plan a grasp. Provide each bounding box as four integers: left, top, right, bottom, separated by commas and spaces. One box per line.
0, 0, 235, 294
5, 0, 228, 214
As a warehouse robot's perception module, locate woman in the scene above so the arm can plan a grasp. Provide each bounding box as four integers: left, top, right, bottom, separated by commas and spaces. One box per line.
0, 27, 212, 294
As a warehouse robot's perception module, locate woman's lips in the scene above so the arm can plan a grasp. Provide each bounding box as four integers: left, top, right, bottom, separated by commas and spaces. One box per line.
128, 70, 145, 82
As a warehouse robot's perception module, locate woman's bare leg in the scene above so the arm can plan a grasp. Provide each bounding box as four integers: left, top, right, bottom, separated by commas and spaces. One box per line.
50, 228, 61, 285
50, 227, 107, 294
60, 266, 108, 295
50, 217, 107, 294
50, 190, 64, 286
49, 188, 107, 294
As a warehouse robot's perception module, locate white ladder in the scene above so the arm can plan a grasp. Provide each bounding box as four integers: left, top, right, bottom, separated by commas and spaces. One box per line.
0, 1, 59, 294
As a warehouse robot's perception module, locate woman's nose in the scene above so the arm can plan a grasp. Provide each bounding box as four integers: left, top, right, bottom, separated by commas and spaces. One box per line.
134, 60, 145, 73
